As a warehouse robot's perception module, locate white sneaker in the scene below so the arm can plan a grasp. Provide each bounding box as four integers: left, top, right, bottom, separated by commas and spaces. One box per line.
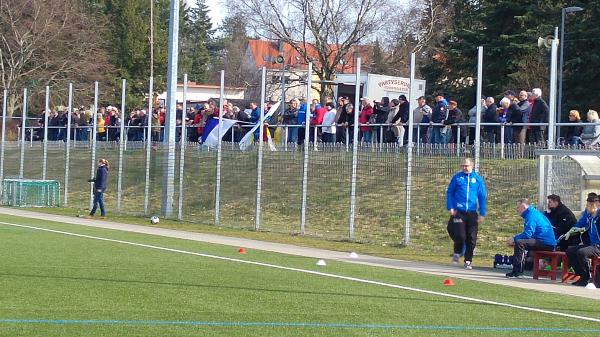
464, 261, 473, 270
452, 254, 460, 265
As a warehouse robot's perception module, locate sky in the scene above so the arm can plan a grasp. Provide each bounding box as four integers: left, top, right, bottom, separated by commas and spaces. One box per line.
187, 0, 226, 29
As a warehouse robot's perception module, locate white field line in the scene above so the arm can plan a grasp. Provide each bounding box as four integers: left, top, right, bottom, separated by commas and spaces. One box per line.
2, 221, 600, 324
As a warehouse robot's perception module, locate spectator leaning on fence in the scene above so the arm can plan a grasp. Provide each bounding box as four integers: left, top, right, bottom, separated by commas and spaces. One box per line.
505, 198, 556, 279
529, 88, 549, 144
358, 97, 374, 143
431, 92, 448, 144
446, 158, 487, 270
564, 110, 583, 145
581, 109, 600, 146
566, 193, 600, 286
517, 91, 530, 144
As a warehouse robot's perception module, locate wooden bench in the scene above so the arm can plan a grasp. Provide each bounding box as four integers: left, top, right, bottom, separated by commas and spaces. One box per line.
532, 251, 568, 282
533, 250, 600, 283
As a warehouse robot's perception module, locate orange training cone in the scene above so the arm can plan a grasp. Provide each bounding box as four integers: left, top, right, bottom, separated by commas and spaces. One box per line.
238, 248, 247, 254
443, 278, 455, 286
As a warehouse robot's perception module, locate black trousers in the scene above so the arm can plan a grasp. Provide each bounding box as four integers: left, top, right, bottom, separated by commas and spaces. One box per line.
447, 211, 478, 262
566, 244, 600, 281
512, 239, 553, 273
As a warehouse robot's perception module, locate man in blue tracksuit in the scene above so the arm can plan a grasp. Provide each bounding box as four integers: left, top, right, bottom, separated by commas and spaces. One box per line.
505, 198, 556, 278
446, 158, 487, 269
566, 194, 600, 286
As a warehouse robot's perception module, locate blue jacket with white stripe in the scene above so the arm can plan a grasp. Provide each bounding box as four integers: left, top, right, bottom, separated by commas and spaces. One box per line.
574, 210, 600, 245
514, 206, 556, 247
446, 170, 487, 216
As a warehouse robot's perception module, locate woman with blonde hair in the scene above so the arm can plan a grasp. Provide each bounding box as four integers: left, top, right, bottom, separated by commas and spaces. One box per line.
86, 158, 110, 218
581, 110, 600, 146
565, 110, 583, 145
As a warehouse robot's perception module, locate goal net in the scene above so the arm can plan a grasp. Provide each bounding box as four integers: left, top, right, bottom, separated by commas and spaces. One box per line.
1, 179, 61, 207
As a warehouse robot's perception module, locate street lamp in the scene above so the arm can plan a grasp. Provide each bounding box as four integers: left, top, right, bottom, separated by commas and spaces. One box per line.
557, 6, 584, 140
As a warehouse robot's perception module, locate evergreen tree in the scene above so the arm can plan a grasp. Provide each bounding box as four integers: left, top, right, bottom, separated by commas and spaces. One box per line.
371, 39, 389, 75
212, 13, 249, 86
562, 0, 600, 114
180, 0, 214, 83
420, 0, 561, 105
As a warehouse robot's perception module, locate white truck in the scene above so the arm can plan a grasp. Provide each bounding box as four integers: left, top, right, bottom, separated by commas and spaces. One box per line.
334, 73, 426, 108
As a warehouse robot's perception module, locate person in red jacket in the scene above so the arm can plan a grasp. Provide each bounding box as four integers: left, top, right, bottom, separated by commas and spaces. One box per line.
359, 97, 374, 143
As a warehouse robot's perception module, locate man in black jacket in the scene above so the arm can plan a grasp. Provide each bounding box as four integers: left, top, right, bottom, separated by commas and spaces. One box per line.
544, 194, 577, 251
483, 97, 498, 143
530, 88, 549, 143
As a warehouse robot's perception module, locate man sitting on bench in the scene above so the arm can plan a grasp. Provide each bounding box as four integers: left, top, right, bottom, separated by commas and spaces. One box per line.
565, 193, 600, 287
506, 198, 557, 278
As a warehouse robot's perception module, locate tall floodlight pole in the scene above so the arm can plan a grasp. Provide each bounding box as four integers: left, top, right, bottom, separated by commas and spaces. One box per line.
161, 0, 180, 217
557, 6, 584, 140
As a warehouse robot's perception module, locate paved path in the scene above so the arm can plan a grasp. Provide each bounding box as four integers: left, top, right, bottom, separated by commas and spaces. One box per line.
1, 207, 598, 300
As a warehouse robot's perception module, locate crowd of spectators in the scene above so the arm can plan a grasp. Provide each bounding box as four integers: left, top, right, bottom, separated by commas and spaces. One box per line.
23, 87, 600, 147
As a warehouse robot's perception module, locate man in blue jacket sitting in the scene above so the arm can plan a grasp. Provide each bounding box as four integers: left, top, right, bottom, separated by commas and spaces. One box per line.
506, 198, 556, 278
565, 193, 600, 287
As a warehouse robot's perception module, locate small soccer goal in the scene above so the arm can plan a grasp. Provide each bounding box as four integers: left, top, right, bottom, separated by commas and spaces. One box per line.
0, 179, 61, 207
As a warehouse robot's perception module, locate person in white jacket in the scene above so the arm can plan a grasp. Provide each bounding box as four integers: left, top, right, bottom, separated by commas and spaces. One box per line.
322, 102, 337, 143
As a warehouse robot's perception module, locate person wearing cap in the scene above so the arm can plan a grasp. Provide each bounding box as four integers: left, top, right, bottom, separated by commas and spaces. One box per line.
414, 96, 432, 143
431, 92, 448, 144
565, 193, 600, 286
389, 95, 409, 144
446, 158, 487, 270
544, 194, 577, 251
444, 100, 466, 144
505, 198, 556, 278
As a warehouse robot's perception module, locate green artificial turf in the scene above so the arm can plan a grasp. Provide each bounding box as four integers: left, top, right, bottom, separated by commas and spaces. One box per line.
0, 213, 599, 337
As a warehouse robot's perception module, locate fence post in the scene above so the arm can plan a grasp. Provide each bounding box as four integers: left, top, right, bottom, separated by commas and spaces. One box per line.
474, 47, 483, 171
144, 76, 153, 215
64, 83, 73, 205
300, 62, 313, 235
177, 74, 188, 220
404, 53, 416, 245
19, 88, 27, 179
117, 79, 126, 213
89, 82, 98, 210
42, 86, 50, 180
255, 68, 266, 230
348, 58, 361, 240
456, 125, 461, 156
0, 89, 7, 197
500, 124, 505, 159
215, 70, 225, 226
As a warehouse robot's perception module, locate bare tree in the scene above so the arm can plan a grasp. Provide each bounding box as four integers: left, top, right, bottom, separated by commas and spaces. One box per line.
379, 0, 453, 76
0, 0, 114, 115
231, 0, 390, 100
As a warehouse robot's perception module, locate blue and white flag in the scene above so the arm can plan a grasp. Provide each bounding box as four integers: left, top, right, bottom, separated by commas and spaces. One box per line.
239, 101, 281, 151
202, 117, 236, 149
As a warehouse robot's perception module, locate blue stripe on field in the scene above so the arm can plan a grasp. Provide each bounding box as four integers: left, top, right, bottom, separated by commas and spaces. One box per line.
1, 319, 600, 332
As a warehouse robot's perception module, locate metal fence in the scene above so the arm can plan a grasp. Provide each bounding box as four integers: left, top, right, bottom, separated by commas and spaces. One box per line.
0, 130, 551, 246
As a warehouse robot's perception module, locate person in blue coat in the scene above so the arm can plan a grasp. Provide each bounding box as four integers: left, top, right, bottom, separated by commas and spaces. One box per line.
446, 157, 487, 269
566, 193, 600, 286
87, 158, 109, 218
505, 198, 556, 278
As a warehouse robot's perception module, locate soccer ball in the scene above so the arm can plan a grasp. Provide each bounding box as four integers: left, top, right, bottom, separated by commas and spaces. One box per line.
150, 216, 160, 225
